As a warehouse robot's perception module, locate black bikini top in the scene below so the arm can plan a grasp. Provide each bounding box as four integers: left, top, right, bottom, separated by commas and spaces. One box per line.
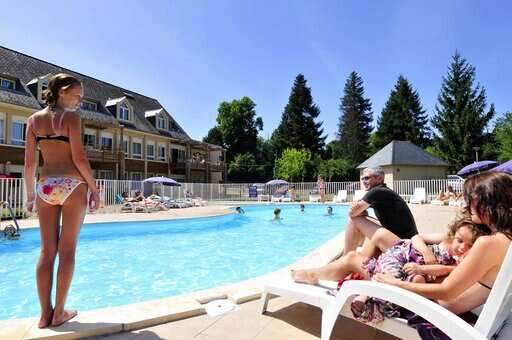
32, 111, 70, 144
35, 135, 70, 143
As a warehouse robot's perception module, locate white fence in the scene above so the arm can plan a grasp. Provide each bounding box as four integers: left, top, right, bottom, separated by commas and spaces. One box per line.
0, 178, 464, 219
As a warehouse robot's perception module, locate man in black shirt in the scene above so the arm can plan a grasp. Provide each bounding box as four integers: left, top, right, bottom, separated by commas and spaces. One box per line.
344, 167, 418, 257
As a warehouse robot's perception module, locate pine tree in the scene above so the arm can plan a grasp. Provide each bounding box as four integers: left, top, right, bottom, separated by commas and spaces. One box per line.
336, 71, 373, 164
431, 52, 495, 170
373, 75, 430, 150
270, 74, 326, 157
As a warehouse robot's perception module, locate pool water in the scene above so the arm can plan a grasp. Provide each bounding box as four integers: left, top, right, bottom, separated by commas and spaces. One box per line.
0, 204, 348, 319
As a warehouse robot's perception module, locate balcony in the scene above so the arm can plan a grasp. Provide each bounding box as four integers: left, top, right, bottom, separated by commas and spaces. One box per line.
208, 161, 225, 172
86, 147, 122, 162
186, 159, 207, 170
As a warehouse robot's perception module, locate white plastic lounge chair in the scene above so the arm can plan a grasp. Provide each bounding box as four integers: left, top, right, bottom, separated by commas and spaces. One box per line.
309, 193, 321, 202
353, 190, 365, 201
260, 244, 512, 340
332, 190, 347, 203
449, 199, 465, 207
271, 195, 282, 202
409, 187, 427, 204
430, 199, 447, 206
281, 195, 292, 203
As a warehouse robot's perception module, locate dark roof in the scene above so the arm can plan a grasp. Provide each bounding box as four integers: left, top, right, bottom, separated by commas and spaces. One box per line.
0, 87, 40, 109
0, 46, 191, 140
357, 140, 449, 169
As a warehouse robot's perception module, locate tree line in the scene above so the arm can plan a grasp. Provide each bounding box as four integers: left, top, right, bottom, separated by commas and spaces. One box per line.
203, 51, 511, 182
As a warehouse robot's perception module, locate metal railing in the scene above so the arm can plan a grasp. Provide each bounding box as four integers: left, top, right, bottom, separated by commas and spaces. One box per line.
0, 178, 464, 218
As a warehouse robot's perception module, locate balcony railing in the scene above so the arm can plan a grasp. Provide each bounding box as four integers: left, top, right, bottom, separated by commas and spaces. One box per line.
86, 147, 122, 162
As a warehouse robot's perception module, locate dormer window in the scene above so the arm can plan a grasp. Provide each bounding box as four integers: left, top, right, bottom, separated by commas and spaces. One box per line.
81, 100, 97, 111
0, 78, 15, 90
157, 115, 166, 130
119, 104, 130, 121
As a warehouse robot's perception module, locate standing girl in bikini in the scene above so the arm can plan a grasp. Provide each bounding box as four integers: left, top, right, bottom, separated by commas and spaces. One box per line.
24, 73, 100, 328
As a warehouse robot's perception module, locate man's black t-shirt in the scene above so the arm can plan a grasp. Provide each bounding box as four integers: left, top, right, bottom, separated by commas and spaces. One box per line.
362, 184, 418, 239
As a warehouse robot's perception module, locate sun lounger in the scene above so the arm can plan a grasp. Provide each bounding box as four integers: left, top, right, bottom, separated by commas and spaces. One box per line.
353, 190, 365, 201
409, 187, 427, 204
430, 199, 447, 206
448, 200, 465, 207
332, 190, 347, 203
309, 193, 321, 202
260, 244, 512, 340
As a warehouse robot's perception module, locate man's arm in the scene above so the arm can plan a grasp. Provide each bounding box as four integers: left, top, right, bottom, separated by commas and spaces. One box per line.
349, 200, 370, 217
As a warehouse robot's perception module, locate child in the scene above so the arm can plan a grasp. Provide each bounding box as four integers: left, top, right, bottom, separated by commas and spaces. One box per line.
352, 215, 488, 323
272, 208, 281, 221
235, 206, 245, 214
326, 206, 333, 215
300, 204, 305, 213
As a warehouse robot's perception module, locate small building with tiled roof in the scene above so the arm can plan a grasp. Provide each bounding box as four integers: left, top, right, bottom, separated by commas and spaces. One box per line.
0, 46, 226, 182
357, 140, 449, 182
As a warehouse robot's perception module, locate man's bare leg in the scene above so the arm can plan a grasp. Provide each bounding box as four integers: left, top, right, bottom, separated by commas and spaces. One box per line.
343, 216, 382, 256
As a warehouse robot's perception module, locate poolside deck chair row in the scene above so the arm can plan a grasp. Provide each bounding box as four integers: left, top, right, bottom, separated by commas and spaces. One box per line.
260, 244, 512, 340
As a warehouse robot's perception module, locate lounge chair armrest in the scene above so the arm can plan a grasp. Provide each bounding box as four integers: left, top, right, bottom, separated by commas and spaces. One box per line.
322, 280, 484, 340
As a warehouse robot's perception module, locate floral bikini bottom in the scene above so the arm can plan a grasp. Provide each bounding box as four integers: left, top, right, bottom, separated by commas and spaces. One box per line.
36, 177, 84, 205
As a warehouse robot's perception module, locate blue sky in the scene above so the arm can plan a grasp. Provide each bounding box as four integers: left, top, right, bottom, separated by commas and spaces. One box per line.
1, 1, 510, 141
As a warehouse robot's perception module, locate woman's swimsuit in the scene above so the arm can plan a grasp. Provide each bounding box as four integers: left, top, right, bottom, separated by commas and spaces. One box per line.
32, 112, 84, 205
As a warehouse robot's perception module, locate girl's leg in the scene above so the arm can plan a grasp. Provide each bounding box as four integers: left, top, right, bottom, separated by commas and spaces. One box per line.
292, 251, 368, 284
51, 184, 87, 326
35, 198, 61, 328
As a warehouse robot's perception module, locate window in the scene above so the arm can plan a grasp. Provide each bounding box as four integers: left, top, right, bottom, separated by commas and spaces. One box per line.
147, 143, 155, 160
11, 119, 26, 146
132, 141, 142, 159
157, 116, 166, 129
0, 78, 15, 90
131, 172, 142, 181
83, 133, 96, 148
101, 136, 113, 150
123, 138, 129, 157
98, 170, 113, 179
171, 148, 186, 162
119, 104, 130, 121
158, 145, 166, 161
81, 100, 97, 111
0, 113, 4, 144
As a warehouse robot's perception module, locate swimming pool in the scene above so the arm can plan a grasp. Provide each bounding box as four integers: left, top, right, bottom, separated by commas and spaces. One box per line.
0, 204, 348, 320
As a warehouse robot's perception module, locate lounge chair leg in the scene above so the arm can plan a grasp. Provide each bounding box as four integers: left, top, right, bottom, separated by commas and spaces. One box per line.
259, 291, 270, 314
321, 307, 337, 340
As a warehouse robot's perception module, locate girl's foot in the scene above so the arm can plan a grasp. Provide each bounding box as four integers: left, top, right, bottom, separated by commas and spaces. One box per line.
51, 309, 77, 327
38, 310, 53, 328
291, 269, 319, 285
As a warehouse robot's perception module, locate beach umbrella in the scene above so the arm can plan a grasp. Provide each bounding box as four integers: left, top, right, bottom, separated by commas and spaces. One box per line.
265, 179, 289, 186
457, 160, 498, 177
490, 160, 512, 174
143, 176, 181, 186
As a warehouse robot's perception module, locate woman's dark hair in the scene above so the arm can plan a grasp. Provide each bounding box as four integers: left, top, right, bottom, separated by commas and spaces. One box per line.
463, 172, 512, 239
42, 73, 82, 109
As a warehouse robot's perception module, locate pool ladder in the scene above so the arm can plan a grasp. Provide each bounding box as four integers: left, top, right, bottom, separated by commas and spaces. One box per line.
1, 201, 20, 239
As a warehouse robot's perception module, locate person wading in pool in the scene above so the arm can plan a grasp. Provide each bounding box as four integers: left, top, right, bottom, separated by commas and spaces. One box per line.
24, 73, 100, 328
345, 167, 418, 258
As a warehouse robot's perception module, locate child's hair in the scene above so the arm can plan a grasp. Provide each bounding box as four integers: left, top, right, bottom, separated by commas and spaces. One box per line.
300, 204, 305, 208
446, 214, 490, 243
42, 73, 82, 109
463, 172, 512, 239
274, 208, 281, 215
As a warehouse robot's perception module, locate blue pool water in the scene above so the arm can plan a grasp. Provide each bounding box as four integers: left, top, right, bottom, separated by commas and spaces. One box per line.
0, 204, 348, 319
